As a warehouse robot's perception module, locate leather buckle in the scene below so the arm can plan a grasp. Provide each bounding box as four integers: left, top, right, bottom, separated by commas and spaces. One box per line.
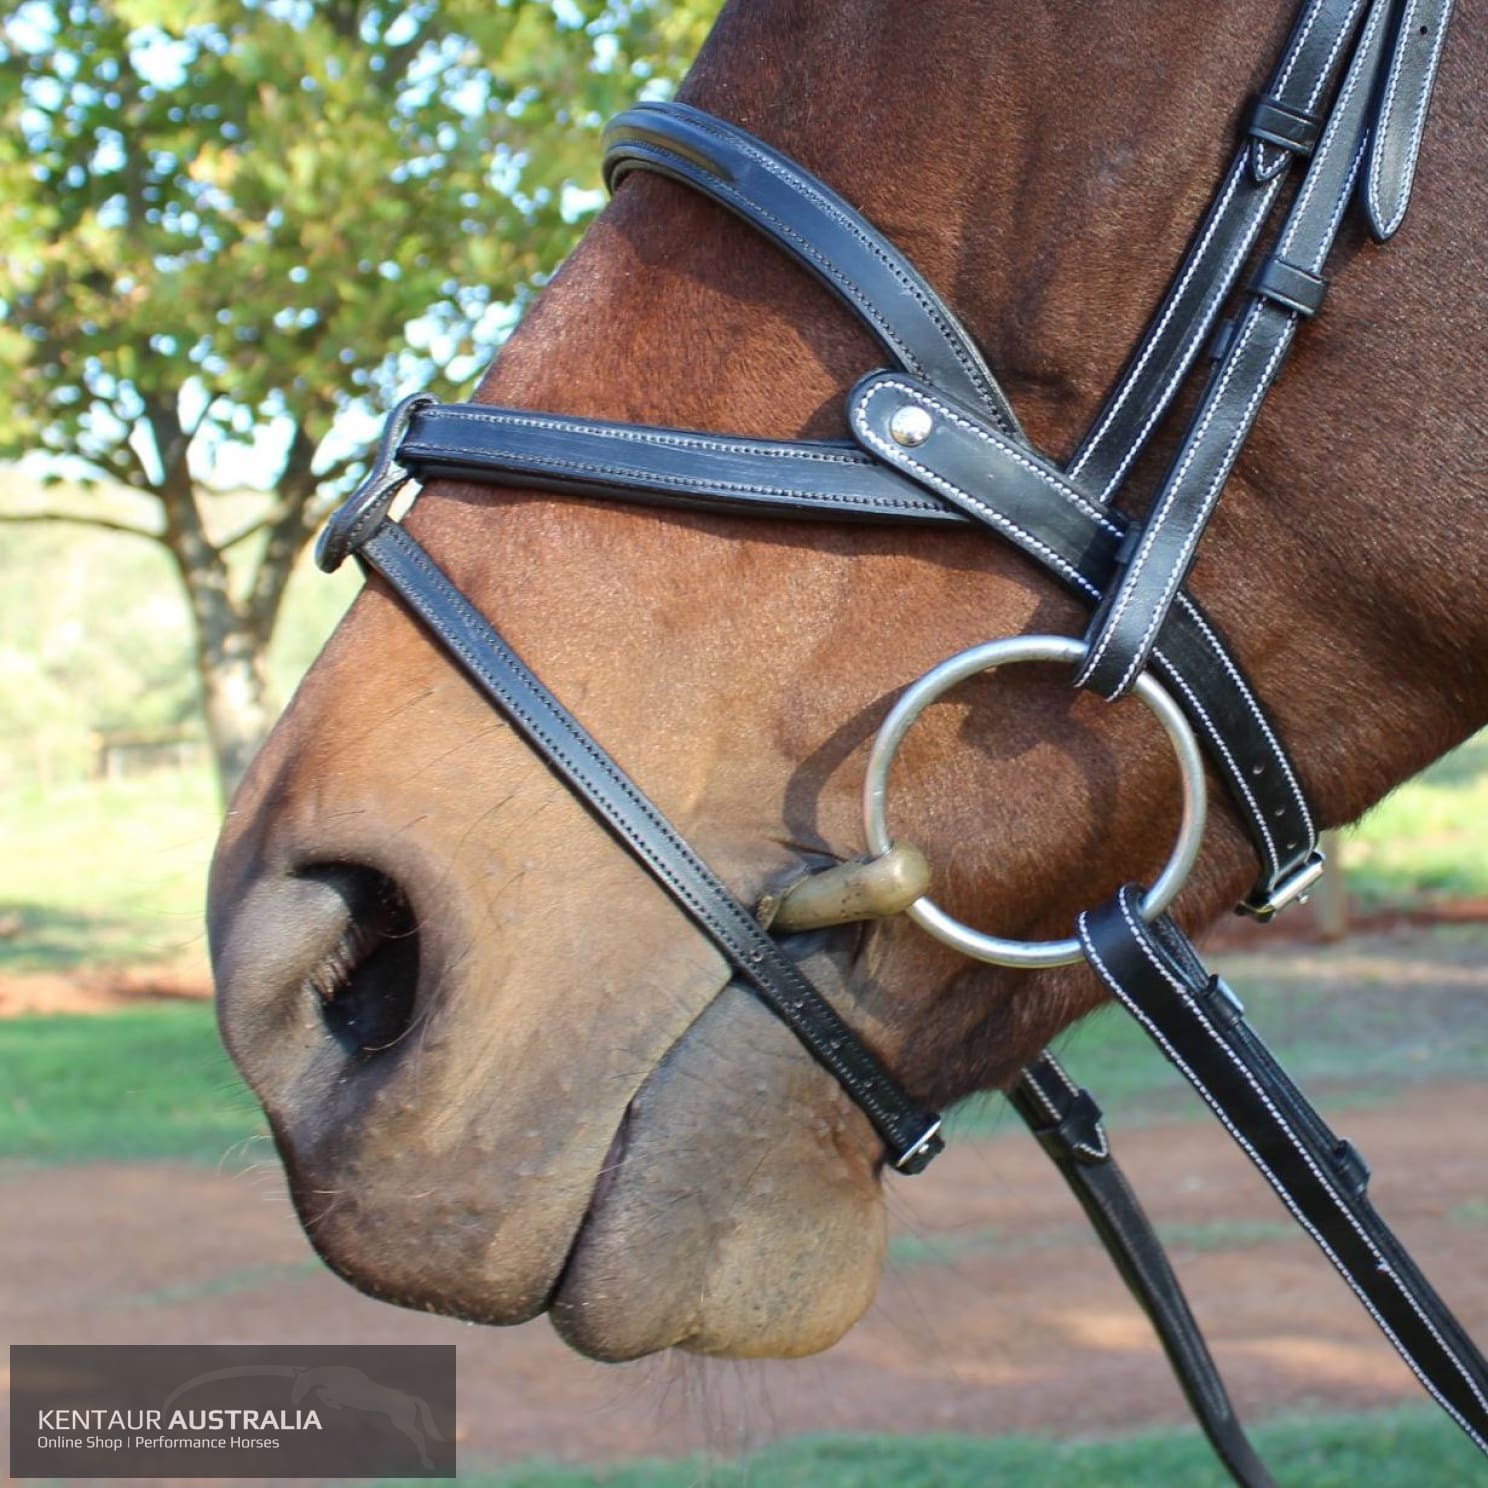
893, 1118, 945, 1175
1239, 849, 1327, 921
316, 393, 436, 573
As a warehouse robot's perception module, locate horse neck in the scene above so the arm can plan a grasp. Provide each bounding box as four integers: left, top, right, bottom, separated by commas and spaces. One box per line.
479, 0, 1488, 832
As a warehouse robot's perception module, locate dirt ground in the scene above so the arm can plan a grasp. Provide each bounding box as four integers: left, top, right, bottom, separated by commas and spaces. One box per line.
5, 1084, 1488, 1468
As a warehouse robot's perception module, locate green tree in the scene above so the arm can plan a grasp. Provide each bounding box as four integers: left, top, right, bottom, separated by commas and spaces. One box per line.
0, 0, 717, 801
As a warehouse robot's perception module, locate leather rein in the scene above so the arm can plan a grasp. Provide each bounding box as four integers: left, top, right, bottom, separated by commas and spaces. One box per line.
316, 0, 1485, 1478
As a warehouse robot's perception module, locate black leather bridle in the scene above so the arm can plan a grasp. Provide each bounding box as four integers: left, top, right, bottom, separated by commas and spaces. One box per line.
316, 0, 1485, 1478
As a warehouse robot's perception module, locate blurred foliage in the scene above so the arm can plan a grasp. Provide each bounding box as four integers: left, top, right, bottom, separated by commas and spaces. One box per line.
0, 0, 721, 789
0, 0, 718, 463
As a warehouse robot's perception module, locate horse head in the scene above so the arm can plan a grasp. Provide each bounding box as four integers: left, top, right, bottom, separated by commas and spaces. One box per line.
209, 0, 1486, 1365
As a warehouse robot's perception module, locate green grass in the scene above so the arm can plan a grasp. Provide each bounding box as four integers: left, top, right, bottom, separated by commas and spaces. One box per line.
0, 768, 220, 974
1343, 732, 1488, 908
359, 1406, 1479, 1487
0, 1002, 267, 1166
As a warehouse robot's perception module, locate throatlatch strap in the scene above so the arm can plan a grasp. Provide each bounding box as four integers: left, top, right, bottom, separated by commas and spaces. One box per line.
1011, 1053, 1276, 1488
1079, 887, 1488, 1460
346, 517, 944, 1175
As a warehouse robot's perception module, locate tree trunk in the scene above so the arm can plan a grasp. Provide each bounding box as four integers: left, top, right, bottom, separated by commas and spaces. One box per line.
195, 622, 277, 806
171, 546, 279, 807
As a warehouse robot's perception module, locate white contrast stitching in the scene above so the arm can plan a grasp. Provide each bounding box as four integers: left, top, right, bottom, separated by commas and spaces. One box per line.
431, 407, 866, 462
1091, 171, 1280, 502
1150, 643, 1283, 878
1274, 0, 1330, 97
1255, 0, 1333, 178
1072, 157, 1252, 492
374, 526, 921, 1147
1309, 138, 1369, 274
634, 122, 1011, 426
1081, 304, 1276, 694
1365, 0, 1421, 229
853, 389, 1104, 594
416, 439, 949, 515
1105, 318, 1294, 698
1367, 0, 1451, 237
1279, 0, 1388, 259
1304, 0, 1371, 110
1171, 594, 1318, 846
864, 380, 1122, 533
856, 377, 1310, 879
1081, 897, 1488, 1449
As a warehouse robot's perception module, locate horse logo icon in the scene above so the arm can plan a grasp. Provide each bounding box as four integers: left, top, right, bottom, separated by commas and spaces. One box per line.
165, 1363, 444, 1469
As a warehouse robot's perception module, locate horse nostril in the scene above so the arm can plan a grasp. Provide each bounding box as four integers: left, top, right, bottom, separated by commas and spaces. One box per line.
298, 865, 421, 1054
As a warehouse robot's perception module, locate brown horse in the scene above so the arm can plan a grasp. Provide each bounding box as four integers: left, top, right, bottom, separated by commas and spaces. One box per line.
210, 0, 1487, 1364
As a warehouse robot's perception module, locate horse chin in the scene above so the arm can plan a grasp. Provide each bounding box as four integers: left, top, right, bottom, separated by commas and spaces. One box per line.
549, 978, 888, 1363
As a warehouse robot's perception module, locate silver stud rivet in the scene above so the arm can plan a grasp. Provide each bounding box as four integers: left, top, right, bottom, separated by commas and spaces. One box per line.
888, 404, 934, 447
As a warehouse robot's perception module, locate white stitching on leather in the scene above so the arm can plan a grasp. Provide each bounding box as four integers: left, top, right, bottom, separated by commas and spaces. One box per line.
1367, 0, 1451, 238
1071, 158, 1251, 492
854, 394, 1103, 595
376, 526, 921, 1148
1082, 0, 1367, 493
416, 439, 948, 515
1365, 0, 1422, 228
1171, 594, 1318, 846
432, 407, 867, 462
1090, 170, 1279, 503
635, 123, 1011, 427
1019, 1070, 1065, 1126
1081, 305, 1271, 692
1309, 139, 1369, 273
1083, 303, 1279, 696
1104, 319, 1293, 698
1279, 0, 1387, 259
680, 120, 1002, 406
1303, 0, 1370, 109
1274, 0, 1330, 96
1255, 0, 1332, 178
1082, 897, 1488, 1449
1149, 643, 1283, 878
866, 380, 1122, 533
855, 377, 1309, 879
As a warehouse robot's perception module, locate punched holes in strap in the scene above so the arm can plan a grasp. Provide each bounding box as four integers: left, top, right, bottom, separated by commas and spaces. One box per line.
1251, 255, 1329, 317
1245, 94, 1323, 158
